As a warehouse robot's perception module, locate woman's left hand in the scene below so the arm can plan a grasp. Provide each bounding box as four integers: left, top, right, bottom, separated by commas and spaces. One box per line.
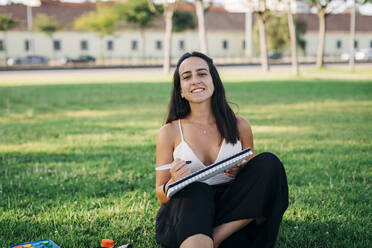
224, 160, 248, 178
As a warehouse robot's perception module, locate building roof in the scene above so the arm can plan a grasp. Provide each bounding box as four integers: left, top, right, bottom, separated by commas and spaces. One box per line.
0, 0, 371, 32
298, 13, 372, 32
0, 1, 96, 31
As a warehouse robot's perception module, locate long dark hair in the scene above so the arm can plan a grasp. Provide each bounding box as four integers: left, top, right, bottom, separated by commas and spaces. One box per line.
165, 51, 239, 144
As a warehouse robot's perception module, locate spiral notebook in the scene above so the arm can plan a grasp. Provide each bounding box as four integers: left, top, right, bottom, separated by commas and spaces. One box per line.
166, 147, 252, 198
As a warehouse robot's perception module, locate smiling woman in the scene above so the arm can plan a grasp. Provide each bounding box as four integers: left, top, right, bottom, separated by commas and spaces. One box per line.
154, 52, 289, 248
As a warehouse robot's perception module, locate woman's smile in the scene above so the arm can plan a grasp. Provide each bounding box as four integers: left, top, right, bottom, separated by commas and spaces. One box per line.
191, 87, 205, 94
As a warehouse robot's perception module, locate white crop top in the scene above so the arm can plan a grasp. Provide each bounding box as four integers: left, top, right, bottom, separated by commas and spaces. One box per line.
173, 119, 242, 185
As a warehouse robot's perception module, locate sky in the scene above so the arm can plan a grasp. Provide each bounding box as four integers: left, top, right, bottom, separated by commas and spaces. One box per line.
0, 0, 371, 15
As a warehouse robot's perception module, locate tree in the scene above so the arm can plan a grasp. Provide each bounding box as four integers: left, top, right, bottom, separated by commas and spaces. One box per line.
195, 0, 210, 55
0, 14, 21, 60
349, 0, 372, 72
34, 13, 62, 63
253, 9, 306, 74
117, 0, 160, 60
173, 10, 196, 32
73, 3, 119, 61
149, 1, 195, 73
247, 0, 271, 71
162, 8, 196, 73
223, 0, 270, 71
295, 17, 307, 55
148, 0, 176, 73
163, 2, 176, 73
286, 0, 298, 75
254, 14, 289, 52
305, 0, 343, 68
349, 0, 356, 72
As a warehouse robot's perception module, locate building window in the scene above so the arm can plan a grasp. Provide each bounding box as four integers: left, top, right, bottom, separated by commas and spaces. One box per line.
131, 40, 138, 50
222, 40, 228, 50
242, 40, 245, 49
156, 40, 162, 50
370, 40, 372, 48
25, 40, 30, 51
53, 40, 61, 51
354, 40, 358, 49
0, 40, 4, 51
80, 40, 88, 50
336, 40, 342, 49
107, 40, 114, 51
179, 40, 185, 50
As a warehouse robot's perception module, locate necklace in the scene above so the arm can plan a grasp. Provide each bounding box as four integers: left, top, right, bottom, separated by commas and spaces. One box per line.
189, 120, 214, 135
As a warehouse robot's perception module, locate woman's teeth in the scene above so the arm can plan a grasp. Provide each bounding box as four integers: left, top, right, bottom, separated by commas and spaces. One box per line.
192, 88, 204, 93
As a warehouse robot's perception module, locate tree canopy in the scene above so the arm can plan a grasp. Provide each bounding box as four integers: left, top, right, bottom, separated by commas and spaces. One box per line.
173, 11, 196, 32
73, 4, 119, 37
0, 14, 20, 31
253, 13, 307, 53
115, 0, 162, 30
34, 13, 61, 36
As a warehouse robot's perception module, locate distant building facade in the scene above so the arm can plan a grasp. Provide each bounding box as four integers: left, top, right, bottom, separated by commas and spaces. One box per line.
0, 1, 371, 62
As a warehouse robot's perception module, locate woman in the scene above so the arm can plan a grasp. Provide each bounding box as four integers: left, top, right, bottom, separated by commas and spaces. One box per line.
155, 52, 288, 248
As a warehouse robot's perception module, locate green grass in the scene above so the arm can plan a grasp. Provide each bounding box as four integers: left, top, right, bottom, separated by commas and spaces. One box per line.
0, 68, 372, 247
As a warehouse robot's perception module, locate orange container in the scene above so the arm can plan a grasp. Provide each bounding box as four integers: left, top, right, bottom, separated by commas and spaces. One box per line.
101, 239, 115, 248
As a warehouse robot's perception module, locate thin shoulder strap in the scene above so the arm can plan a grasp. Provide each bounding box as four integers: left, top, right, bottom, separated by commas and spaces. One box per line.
178, 119, 185, 141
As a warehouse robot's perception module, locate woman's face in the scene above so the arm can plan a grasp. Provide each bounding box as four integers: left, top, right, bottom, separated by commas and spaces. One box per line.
178, 56, 214, 104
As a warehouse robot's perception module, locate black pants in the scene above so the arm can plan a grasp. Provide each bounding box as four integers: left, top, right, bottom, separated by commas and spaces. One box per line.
155, 152, 289, 248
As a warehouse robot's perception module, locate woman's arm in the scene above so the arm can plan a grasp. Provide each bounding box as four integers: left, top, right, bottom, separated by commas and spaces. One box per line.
224, 116, 254, 177
155, 123, 191, 204
155, 124, 175, 204
236, 116, 254, 158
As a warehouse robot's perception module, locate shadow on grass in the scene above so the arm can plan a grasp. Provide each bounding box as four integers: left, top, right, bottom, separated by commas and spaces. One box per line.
277, 219, 371, 248
0, 144, 156, 205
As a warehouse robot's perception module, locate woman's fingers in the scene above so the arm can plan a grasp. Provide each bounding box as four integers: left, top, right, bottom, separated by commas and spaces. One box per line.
170, 159, 191, 181
224, 166, 240, 177
170, 159, 185, 172
236, 160, 248, 167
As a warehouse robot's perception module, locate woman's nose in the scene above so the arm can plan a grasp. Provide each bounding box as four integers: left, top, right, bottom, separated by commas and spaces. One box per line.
192, 75, 202, 84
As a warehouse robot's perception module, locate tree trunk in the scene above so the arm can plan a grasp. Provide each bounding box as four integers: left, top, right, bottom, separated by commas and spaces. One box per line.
245, 11, 253, 57
287, 4, 299, 75
349, 0, 356, 73
163, 3, 175, 74
195, 0, 208, 55
141, 29, 145, 61
99, 36, 104, 63
316, 7, 326, 68
4, 31, 8, 61
257, 12, 269, 71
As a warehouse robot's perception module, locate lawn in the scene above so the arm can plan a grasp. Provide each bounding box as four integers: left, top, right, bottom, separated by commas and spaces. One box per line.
0, 67, 371, 247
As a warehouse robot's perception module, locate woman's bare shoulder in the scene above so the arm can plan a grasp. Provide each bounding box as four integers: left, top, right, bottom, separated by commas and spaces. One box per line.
236, 115, 251, 131
157, 120, 179, 143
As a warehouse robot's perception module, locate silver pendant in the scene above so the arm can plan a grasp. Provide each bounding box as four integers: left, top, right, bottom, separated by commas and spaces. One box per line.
203, 130, 207, 134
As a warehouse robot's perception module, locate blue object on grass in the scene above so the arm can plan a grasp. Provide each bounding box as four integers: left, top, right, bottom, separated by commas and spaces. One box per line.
10, 239, 60, 248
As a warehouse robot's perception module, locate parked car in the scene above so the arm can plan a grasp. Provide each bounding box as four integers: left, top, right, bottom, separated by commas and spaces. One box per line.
60, 55, 96, 65
340, 52, 351, 61
355, 49, 372, 61
341, 49, 372, 61
7, 55, 49, 66
268, 51, 283, 60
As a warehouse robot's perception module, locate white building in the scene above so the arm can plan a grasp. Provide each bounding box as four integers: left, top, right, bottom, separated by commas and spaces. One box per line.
0, 0, 371, 63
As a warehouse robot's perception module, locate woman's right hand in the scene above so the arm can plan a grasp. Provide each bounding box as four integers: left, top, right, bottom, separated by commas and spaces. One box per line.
169, 158, 191, 183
